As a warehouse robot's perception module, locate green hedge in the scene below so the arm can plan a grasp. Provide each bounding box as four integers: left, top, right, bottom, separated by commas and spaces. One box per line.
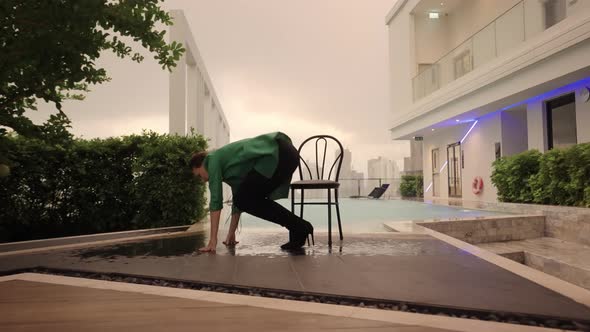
491, 143, 590, 207
400, 175, 424, 198
0, 132, 207, 243
491, 150, 542, 203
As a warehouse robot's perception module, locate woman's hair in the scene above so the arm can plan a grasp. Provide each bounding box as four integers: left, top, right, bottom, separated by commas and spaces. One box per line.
189, 151, 208, 169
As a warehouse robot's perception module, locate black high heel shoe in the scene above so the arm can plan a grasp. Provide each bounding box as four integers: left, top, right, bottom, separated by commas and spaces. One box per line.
281, 222, 314, 250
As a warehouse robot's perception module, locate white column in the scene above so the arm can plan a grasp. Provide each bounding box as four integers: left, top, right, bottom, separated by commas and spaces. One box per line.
169, 57, 186, 136
186, 65, 198, 135
210, 101, 218, 149
527, 100, 548, 152
203, 89, 212, 147
196, 72, 205, 135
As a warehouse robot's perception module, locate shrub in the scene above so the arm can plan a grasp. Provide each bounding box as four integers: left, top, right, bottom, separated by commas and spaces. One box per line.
0, 131, 207, 242
492, 143, 590, 207
400, 175, 424, 198
491, 150, 541, 203
530, 143, 590, 207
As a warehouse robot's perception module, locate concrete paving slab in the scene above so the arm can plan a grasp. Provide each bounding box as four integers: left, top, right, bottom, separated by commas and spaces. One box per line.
3, 280, 452, 332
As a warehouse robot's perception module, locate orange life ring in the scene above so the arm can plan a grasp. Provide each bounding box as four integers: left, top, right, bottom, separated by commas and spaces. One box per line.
472, 176, 484, 195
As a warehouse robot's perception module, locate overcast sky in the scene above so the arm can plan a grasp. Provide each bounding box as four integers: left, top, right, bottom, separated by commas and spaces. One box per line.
33, 0, 408, 175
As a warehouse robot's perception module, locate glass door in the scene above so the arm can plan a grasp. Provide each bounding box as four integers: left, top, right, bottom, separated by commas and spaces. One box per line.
447, 143, 462, 197
431, 148, 440, 196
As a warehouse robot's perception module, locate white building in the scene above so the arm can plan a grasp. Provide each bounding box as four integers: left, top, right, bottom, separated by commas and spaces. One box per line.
169, 10, 230, 149
387, 0, 590, 202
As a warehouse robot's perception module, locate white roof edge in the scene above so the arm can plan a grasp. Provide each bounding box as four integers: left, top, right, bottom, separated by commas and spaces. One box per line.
385, 0, 409, 25
170, 10, 230, 133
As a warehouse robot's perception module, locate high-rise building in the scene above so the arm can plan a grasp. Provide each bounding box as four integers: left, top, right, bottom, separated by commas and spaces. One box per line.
336, 148, 359, 197
338, 149, 353, 179
403, 140, 423, 175
368, 156, 398, 180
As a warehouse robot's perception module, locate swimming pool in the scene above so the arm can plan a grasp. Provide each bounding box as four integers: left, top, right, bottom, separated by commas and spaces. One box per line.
225, 198, 506, 233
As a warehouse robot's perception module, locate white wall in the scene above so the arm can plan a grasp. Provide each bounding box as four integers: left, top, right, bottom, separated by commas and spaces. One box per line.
448, 0, 522, 48
524, 0, 546, 39
501, 108, 528, 156
495, 2, 525, 56
461, 112, 501, 202
414, 14, 450, 67
388, 0, 420, 125
567, 0, 590, 18
423, 113, 501, 202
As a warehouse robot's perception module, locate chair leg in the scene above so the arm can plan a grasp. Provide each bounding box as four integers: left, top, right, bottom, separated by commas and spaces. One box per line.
291, 187, 295, 213
301, 189, 309, 246
300, 189, 304, 219
327, 188, 332, 247
335, 188, 343, 241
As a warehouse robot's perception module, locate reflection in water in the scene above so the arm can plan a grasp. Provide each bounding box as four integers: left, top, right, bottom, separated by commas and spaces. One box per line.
75, 233, 207, 259
72, 231, 456, 261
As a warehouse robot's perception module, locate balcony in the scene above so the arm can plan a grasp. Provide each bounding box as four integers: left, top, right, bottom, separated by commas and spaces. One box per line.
413, 0, 570, 101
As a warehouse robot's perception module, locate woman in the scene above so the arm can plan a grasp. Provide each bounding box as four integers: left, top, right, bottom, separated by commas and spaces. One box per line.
190, 132, 314, 252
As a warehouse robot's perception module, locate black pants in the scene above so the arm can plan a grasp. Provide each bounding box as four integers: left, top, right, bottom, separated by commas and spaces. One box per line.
233, 139, 306, 230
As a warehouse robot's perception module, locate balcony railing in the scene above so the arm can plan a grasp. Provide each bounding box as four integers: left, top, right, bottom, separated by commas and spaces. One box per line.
413, 0, 567, 101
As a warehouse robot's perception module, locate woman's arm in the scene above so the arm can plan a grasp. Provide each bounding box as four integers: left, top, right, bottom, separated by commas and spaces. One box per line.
223, 212, 241, 246
199, 210, 221, 252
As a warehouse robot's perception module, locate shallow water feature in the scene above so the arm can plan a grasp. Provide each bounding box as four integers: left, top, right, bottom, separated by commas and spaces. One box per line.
3, 231, 590, 327
72, 232, 458, 259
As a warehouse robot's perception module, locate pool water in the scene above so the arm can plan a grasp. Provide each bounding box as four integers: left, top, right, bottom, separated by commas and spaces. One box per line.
226, 198, 506, 233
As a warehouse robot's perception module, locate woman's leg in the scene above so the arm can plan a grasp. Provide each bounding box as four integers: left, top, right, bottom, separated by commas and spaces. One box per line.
233, 139, 312, 247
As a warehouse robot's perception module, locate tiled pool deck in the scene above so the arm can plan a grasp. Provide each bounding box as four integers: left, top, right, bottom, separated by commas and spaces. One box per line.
2, 230, 590, 327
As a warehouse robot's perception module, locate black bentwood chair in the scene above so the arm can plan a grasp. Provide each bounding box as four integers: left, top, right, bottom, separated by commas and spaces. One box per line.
290, 135, 344, 246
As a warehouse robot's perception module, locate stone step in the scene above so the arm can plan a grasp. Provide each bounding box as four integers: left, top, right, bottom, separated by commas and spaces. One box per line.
480, 237, 590, 290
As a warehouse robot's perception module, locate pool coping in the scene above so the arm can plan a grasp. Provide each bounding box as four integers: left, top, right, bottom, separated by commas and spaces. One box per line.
0, 225, 192, 253
383, 220, 590, 311
0, 229, 200, 257
0, 272, 563, 332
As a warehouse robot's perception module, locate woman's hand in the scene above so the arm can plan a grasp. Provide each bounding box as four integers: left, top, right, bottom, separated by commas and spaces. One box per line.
223, 233, 239, 246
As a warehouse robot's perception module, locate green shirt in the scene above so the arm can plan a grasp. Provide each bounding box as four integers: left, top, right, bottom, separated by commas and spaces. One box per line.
204, 132, 293, 214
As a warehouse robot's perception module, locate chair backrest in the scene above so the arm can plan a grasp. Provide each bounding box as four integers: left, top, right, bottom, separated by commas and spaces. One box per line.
297, 135, 344, 182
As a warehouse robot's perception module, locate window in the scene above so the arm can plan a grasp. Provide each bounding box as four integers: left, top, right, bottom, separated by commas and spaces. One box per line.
546, 93, 577, 150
